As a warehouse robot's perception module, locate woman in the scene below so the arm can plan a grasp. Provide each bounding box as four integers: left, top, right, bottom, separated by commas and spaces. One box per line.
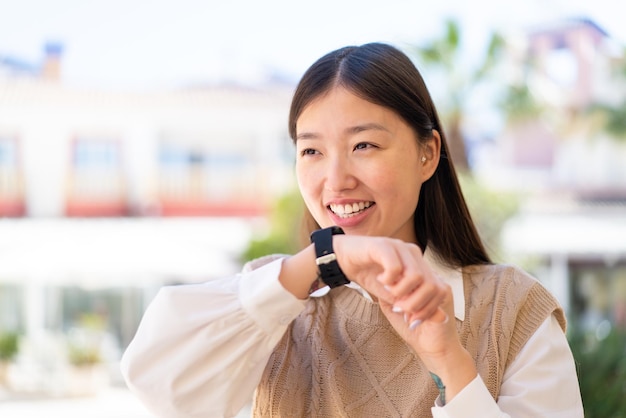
121, 43, 583, 417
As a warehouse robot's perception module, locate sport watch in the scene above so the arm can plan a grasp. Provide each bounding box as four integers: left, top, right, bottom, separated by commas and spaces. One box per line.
310, 226, 350, 289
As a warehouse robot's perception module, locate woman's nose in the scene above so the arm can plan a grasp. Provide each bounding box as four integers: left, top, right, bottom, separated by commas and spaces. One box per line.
324, 156, 357, 192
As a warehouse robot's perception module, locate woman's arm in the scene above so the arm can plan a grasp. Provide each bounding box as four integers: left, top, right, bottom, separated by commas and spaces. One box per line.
430, 314, 584, 418
121, 258, 306, 418
122, 234, 450, 417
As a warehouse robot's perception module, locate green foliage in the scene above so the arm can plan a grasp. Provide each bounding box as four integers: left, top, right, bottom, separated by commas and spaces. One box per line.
584, 48, 626, 140
76, 312, 106, 331
0, 332, 19, 361
569, 327, 626, 417
411, 18, 506, 172
241, 189, 305, 262
67, 344, 102, 367
413, 18, 505, 100
458, 174, 520, 262
418, 20, 460, 67
588, 102, 626, 140
66, 313, 106, 367
499, 84, 545, 124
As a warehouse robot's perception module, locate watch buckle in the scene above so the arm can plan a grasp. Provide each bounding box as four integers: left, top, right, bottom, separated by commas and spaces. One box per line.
316, 253, 337, 265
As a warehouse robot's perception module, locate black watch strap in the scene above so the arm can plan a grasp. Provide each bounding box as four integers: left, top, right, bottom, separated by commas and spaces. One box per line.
310, 226, 350, 289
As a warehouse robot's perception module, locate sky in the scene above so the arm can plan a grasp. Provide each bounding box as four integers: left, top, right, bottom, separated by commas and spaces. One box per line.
0, 0, 624, 90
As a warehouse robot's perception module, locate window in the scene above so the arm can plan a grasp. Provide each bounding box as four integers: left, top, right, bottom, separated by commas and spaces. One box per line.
157, 139, 264, 216
65, 136, 127, 217
0, 135, 25, 216
0, 285, 24, 331
159, 143, 209, 203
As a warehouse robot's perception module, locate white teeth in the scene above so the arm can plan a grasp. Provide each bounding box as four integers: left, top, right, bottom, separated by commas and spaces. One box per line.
329, 201, 372, 217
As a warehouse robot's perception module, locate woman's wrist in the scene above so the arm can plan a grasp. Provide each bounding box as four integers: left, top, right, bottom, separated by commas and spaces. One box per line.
278, 244, 321, 300
423, 346, 477, 404
308, 273, 325, 295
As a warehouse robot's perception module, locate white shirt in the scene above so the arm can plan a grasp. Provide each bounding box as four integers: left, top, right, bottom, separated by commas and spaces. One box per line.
121, 257, 584, 418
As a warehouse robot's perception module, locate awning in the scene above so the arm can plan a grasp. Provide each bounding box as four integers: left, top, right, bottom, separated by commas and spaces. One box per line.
502, 212, 626, 259
0, 217, 254, 287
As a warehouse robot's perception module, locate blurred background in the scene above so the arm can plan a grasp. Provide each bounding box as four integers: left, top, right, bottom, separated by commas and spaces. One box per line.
1, 0, 625, 416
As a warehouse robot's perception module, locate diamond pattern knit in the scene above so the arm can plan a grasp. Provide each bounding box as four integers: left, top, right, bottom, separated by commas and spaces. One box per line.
252, 263, 565, 417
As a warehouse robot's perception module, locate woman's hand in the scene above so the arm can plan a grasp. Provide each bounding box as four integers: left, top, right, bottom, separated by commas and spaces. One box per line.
333, 235, 446, 319
381, 291, 477, 403
379, 284, 457, 363
333, 234, 455, 357
334, 235, 477, 401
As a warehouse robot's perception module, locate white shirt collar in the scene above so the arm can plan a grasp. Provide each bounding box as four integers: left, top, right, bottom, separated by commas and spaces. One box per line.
311, 248, 465, 321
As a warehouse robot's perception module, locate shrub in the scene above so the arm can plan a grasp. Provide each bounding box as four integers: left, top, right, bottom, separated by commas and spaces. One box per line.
0, 332, 19, 362
569, 327, 626, 417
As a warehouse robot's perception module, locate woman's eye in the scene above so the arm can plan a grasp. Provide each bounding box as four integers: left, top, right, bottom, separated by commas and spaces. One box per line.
354, 142, 374, 150
300, 148, 318, 156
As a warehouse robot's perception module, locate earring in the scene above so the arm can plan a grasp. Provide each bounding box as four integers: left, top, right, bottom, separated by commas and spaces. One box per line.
421, 156, 427, 163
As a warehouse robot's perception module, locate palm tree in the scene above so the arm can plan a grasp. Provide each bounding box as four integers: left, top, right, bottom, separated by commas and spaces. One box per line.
411, 19, 505, 172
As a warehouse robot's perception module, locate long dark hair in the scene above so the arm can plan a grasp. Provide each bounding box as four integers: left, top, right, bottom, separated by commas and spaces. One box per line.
289, 43, 490, 268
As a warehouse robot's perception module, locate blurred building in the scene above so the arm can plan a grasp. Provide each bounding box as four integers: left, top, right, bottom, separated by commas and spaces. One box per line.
2, 17, 626, 396
0, 42, 296, 390
478, 18, 626, 331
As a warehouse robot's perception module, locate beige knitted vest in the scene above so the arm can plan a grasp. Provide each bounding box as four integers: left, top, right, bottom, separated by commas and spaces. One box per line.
252, 263, 566, 417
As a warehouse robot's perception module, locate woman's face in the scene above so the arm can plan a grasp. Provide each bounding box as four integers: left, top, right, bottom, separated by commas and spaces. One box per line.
295, 87, 437, 243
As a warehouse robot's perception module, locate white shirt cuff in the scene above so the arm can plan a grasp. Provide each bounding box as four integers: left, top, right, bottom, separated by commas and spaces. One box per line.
431, 375, 502, 418
239, 257, 307, 336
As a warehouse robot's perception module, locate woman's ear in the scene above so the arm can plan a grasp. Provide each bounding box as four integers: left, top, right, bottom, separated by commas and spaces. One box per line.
420, 129, 441, 180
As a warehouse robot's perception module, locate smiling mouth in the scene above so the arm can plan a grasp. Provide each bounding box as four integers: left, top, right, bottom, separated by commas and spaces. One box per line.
328, 201, 374, 218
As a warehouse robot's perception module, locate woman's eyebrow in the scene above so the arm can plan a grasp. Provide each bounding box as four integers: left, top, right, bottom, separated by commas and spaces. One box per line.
295, 132, 319, 141
346, 122, 391, 135
296, 122, 390, 141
